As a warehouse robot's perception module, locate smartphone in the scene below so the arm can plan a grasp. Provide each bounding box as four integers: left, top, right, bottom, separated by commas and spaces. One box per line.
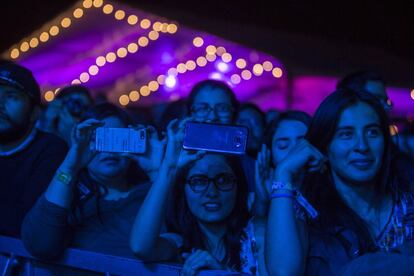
94, 127, 146, 154
183, 121, 248, 155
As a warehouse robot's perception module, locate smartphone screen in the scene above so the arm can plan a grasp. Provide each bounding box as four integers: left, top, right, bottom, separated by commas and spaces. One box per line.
183, 121, 248, 155
94, 127, 146, 154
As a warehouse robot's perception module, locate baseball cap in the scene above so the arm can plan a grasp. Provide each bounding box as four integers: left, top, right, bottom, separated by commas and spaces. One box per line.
0, 61, 41, 105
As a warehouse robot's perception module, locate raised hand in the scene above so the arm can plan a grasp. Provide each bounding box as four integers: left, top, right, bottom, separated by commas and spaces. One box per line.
65, 119, 104, 172
163, 118, 205, 170
122, 125, 166, 179
181, 249, 225, 276
254, 144, 273, 215
274, 139, 326, 184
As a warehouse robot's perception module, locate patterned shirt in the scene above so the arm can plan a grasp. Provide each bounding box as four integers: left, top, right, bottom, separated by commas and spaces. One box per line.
376, 192, 414, 251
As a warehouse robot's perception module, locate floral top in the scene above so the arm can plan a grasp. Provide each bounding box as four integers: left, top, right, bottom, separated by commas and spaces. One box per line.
240, 202, 306, 275
376, 192, 414, 251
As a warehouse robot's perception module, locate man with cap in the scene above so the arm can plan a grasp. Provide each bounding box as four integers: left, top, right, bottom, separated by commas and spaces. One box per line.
0, 61, 68, 237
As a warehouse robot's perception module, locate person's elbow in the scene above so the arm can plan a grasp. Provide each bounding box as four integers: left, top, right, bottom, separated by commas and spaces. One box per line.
130, 238, 153, 261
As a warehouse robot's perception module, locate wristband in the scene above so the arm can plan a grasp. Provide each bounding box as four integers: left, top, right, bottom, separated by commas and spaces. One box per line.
270, 193, 295, 200
56, 170, 73, 186
270, 181, 319, 219
271, 181, 293, 193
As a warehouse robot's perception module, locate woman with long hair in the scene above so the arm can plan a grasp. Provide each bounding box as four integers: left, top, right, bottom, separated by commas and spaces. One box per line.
266, 88, 414, 275
130, 118, 251, 275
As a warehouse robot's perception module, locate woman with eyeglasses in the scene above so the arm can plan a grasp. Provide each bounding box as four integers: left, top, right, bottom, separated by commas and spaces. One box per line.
130, 118, 254, 275
187, 79, 238, 124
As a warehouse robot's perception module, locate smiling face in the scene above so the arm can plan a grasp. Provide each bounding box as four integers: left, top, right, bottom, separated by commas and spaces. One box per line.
87, 116, 131, 178
184, 154, 237, 223
328, 101, 385, 185
272, 119, 308, 165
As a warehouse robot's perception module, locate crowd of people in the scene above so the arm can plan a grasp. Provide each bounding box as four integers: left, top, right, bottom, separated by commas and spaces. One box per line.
1, 59, 414, 275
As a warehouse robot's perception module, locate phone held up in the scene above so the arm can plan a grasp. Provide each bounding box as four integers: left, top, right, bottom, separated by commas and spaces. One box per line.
183, 121, 249, 155
93, 127, 147, 154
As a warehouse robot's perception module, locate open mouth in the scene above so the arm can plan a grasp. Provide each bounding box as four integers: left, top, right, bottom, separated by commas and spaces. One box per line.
202, 202, 222, 211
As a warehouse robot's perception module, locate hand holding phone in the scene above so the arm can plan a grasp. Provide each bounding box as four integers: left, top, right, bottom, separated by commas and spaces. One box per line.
183, 121, 249, 155
94, 127, 147, 154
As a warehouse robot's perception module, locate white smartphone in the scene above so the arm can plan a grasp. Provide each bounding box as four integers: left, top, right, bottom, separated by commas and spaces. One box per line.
94, 127, 146, 154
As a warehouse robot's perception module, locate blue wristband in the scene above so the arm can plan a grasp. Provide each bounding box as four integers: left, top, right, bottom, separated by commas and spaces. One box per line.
270, 193, 295, 200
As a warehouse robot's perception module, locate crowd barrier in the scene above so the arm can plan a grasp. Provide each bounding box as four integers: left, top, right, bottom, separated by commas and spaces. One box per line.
0, 235, 242, 275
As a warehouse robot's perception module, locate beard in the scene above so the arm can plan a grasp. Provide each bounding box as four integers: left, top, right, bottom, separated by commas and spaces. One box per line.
0, 112, 32, 144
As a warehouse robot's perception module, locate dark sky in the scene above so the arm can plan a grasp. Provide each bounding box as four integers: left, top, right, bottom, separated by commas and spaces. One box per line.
2, 0, 413, 83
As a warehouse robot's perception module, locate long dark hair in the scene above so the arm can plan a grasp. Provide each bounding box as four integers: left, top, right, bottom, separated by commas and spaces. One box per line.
167, 154, 249, 270
303, 88, 408, 253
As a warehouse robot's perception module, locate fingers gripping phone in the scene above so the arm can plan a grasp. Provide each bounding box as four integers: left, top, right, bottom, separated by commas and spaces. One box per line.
94, 127, 147, 153
183, 121, 249, 155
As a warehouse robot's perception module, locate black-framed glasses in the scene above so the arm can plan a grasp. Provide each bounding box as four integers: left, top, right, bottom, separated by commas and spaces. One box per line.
186, 173, 237, 193
191, 103, 234, 117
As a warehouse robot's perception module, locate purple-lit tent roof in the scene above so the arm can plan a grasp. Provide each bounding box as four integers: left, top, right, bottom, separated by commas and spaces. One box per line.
5, 0, 287, 111
4, 0, 414, 120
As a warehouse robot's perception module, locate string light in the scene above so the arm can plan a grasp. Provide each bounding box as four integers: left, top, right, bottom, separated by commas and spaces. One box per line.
138, 37, 149, 47
253, 64, 264, 76
127, 43, 138, 53
20, 42, 30, 52
103, 4, 114, 14
148, 30, 159, 40
140, 86, 151, 96
193, 37, 204, 47
29, 38, 39, 48
129, 90, 140, 101
206, 45, 217, 55
140, 19, 151, 29
236, 58, 246, 69
119, 95, 130, 106
230, 74, 241, 84
221, 53, 232, 63
96, 56, 106, 66
272, 67, 283, 78
127, 15, 138, 25
79, 72, 90, 83
114, 10, 125, 20
73, 8, 84, 18
88, 65, 99, 75
92, 0, 103, 8
10, 49, 19, 59
61, 18, 71, 28
167, 24, 178, 34
148, 81, 159, 92
196, 56, 207, 67
83, 0, 93, 9
49, 26, 60, 36
241, 70, 252, 80
216, 46, 226, 56
44, 91, 55, 102
8, 3, 92, 59
116, 47, 128, 58
263, 61, 273, 71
